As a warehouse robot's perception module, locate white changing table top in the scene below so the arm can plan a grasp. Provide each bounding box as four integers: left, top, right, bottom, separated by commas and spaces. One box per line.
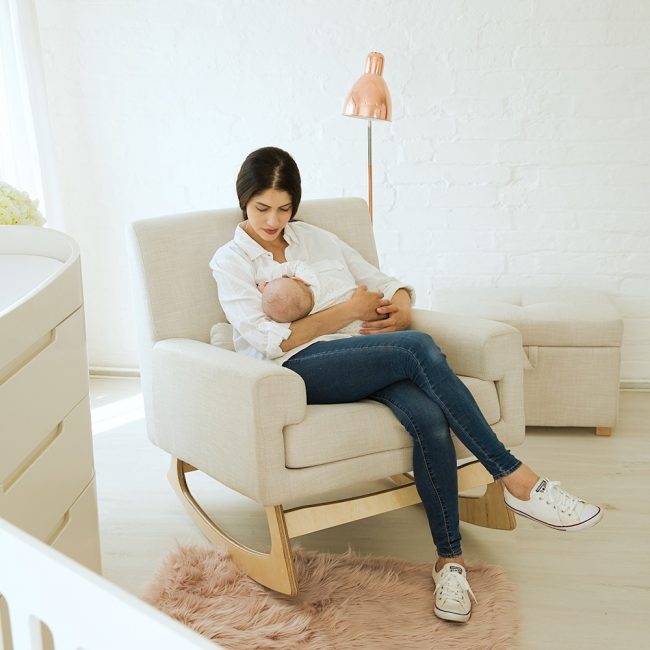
0, 254, 64, 313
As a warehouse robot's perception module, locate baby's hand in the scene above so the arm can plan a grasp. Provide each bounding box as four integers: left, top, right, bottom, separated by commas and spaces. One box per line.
257, 281, 269, 292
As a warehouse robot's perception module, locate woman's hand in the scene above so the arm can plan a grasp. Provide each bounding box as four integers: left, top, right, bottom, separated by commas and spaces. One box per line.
359, 288, 412, 335
349, 285, 391, 321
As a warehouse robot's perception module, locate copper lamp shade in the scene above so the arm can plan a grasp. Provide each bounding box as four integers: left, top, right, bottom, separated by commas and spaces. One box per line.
342, 52, 392, 224
343, 52, 393, 121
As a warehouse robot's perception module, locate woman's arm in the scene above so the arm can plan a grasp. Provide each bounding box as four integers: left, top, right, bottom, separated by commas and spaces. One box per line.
335, 235, 416, 307
279, 302, 355, 352
331, 233, 414, 334
211, 249, 294, 359
280, 285, 390, 352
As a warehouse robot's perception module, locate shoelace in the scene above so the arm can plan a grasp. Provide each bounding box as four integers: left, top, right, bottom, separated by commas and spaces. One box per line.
542, 480, 582, 516
434, 571, 478, 606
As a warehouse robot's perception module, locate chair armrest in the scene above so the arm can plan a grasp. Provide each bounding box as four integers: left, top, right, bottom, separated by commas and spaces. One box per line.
410, 308, 524, 380
151, 338, 306, 502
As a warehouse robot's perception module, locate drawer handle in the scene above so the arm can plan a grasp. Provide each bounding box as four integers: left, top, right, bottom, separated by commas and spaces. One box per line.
0, 329, 55, 386
45, 510, 71, 545
0, 422, 63, 493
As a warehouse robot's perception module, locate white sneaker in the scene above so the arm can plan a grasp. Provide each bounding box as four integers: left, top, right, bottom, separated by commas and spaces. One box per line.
504, 477, 603, 532
432, 563, 477, 623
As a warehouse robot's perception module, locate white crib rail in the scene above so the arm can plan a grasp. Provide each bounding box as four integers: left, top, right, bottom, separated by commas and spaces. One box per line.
0, 517, 221, 650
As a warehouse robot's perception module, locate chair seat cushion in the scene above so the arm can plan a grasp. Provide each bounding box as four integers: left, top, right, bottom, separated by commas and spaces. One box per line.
284, 376, 500, 468
432, 288, 622, 347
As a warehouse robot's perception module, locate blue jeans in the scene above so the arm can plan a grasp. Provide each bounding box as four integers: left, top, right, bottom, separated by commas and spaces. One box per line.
282, 330, 522, 558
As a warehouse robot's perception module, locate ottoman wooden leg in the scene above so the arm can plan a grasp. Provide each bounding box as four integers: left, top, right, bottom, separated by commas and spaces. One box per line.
596, 427, 612, 436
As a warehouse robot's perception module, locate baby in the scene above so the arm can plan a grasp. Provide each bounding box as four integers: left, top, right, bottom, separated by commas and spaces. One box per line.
257, 260, 365, 335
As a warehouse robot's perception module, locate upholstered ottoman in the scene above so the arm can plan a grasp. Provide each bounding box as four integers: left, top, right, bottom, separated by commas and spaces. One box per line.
431, 288, 623, 435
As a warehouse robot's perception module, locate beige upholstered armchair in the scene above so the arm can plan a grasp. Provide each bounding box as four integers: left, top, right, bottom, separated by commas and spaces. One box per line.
126, 197, 525, 596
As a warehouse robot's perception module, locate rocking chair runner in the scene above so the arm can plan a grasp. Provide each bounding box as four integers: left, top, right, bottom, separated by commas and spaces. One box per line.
126, 197, 525, 596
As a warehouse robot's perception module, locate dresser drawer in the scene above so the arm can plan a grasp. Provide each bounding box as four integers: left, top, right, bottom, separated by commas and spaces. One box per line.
51, 477, 102, 573
0, 395, 94, 541
0, 306, 89, 481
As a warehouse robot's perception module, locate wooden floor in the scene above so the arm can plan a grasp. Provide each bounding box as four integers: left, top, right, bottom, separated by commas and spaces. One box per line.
90, 378, 650, 649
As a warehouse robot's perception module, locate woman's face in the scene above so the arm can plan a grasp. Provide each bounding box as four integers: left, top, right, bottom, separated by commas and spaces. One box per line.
244, 188, 293, 247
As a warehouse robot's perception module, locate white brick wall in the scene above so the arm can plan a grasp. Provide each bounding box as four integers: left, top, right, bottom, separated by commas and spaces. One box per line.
35, 0, 650, 381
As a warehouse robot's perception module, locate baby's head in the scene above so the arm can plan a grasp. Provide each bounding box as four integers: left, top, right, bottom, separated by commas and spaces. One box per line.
261, 277, 314, 323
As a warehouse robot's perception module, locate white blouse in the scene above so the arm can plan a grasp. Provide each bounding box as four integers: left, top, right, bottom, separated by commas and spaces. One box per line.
209, 220, 415, 366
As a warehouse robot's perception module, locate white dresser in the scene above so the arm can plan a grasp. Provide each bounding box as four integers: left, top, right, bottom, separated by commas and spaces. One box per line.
0, 226, 101, 572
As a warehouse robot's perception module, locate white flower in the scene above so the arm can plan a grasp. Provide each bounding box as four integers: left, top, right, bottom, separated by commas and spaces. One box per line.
0, 181, 46, 226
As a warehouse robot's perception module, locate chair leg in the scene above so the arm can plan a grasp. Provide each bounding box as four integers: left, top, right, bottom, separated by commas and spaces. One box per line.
458, 479, 516, 530
167, 458, 299, 596
596, 427, 612, 436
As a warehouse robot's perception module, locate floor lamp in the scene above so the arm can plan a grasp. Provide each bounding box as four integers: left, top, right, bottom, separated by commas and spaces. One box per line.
342, 51, 393, 225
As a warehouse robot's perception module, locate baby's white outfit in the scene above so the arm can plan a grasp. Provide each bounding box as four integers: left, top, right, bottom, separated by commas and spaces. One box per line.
260, 259, 364, 335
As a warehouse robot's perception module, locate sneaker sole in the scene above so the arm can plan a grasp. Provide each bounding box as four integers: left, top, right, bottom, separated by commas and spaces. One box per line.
434, 606, 470, 623
504, 503, 603, 532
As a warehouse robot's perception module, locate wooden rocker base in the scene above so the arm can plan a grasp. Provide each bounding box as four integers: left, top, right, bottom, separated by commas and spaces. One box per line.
458, 480, 516, 530
168, 458, 299, 596
391, 461, 516, 530
169, 457, 515, 596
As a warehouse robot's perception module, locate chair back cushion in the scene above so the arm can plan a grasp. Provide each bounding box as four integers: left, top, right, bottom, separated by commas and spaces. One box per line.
127, 197, 377, 347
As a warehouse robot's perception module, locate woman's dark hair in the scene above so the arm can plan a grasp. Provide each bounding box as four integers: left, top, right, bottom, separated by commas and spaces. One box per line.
236, 146, 302, 220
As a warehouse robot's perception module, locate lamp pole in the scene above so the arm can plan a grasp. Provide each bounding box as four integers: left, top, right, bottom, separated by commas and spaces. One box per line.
367, 119, 373, 223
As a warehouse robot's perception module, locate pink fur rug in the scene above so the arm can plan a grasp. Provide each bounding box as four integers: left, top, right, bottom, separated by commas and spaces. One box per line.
143, 544, 520, 649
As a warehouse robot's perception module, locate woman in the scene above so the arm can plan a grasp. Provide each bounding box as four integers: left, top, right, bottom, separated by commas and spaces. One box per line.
210, 146, 603, 624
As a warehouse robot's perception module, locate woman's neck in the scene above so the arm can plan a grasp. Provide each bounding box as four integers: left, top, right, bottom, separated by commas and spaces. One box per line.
243, 221, 288, 254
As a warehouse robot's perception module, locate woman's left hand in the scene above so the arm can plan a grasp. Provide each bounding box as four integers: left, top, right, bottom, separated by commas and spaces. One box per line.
359, 289, 412, 334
